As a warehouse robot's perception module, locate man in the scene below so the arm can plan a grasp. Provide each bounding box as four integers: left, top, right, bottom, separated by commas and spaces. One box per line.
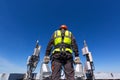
44, 25, 80, 80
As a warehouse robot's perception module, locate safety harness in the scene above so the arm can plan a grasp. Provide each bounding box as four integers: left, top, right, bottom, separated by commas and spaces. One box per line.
52, 29, 73, 54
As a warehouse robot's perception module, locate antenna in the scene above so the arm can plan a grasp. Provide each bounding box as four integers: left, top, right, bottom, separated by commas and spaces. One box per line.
83, 40, 87, 47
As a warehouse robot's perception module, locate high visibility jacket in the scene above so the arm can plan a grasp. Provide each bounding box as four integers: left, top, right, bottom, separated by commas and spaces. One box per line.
45, 29, 79, 57
52, 30, 73, 54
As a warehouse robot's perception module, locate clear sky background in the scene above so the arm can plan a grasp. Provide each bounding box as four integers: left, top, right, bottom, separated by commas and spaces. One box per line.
0, 0, 120, 73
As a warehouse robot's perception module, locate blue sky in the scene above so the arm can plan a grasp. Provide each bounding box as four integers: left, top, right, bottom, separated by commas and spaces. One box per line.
0, 0, 120, 73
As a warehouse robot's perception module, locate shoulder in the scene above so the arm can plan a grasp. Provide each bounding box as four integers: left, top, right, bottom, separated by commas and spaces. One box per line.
66, 30, 71, 32
66, 30, 72, 34
54, 30, 61, 32
54, 30, 61, 33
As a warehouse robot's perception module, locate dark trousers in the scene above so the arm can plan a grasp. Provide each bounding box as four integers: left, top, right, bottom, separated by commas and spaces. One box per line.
51, 53, 75, 80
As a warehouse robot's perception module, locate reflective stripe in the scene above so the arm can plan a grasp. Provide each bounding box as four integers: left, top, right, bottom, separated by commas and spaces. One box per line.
56, 30, 61, 37
54, 30, 62, 45
52, 48, 60, 53
64, 30, 71, 44
65, 30, 71, 37
65, 48, 73, 53
52, 48, 72, 54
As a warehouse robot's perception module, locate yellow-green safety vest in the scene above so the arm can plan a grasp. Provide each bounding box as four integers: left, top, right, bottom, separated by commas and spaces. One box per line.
52, 30, 73, 54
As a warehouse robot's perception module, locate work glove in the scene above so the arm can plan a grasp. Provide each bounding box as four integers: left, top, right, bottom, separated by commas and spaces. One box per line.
43, 56, 50, 64
74, 57, 81, 64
